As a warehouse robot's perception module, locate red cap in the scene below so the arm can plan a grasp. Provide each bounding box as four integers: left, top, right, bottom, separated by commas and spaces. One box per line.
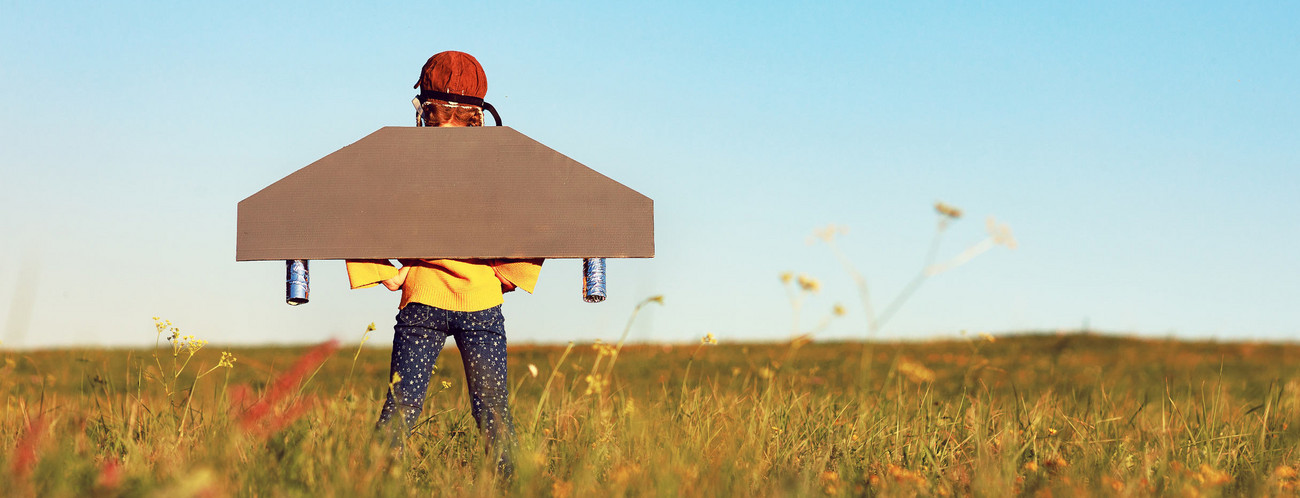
413, 51, 488, 99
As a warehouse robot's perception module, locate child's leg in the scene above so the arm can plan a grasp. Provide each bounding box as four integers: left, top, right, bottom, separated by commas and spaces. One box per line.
449, 305, 516, 472
377, 303, 449, 437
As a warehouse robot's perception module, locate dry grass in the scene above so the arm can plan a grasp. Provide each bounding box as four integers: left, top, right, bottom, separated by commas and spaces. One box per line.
4, 331, 1300, 496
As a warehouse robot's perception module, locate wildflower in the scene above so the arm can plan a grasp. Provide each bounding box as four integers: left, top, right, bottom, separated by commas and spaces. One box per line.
10, 416, 46, 479
979, 332, 996, 343
584, 373, 608, 395
1022, 461, 1038, 472
789, 334, 813, 349
796, 273, 820, 293
887, 464, 926, 485
1047, 427, 1058, 436
758, 367, 775, 379
925, 217, 1017, 276
934, 201, 963, 219
779, 272, 793, 284
1043, 456, 1069, 470
897, 358, 935, 384
986, 216, 1018, 249
810, 224, 847, 244
592, 339, 617, 357
528, 363, 539, 378
551, 481, 574, 498
1195, 464, 1231, 486
1102, 476, 1124, 492
97, 458, 122, 490
366, 322, 376, 332
238, 339, 339, 433
701, 333, 717, 345
820, 470, 842, 494
185, 337, 207, 355
217, 351, 237, 369
832, 303, 846, 316
1275, 465, 1297, 479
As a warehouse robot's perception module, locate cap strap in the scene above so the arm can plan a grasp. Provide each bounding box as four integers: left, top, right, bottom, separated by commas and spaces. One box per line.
418, 89, 502, 126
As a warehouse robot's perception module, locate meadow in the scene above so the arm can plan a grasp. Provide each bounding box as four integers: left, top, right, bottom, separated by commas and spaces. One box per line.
5, 322, 1300, 497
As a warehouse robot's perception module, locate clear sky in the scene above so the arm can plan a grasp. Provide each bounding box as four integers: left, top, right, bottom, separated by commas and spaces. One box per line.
2, 1, 1297, 348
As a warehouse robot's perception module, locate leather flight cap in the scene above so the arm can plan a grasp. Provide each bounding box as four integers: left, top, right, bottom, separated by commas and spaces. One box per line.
418, 89, 502, 126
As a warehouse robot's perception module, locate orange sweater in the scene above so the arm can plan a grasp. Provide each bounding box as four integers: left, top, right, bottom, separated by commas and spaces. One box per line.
346, 258, 543, 312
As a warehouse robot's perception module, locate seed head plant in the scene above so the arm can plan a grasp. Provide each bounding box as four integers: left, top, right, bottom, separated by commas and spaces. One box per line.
805, 201, 1017, 339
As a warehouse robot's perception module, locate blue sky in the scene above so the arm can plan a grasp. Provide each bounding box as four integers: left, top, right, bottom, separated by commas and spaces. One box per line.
2, 1, 1297, 348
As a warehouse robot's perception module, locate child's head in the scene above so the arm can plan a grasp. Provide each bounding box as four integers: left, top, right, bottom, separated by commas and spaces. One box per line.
413, 51, 488, 128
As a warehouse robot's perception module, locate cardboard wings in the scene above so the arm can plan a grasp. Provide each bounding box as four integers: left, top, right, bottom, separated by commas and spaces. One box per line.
236, 126, 654, 261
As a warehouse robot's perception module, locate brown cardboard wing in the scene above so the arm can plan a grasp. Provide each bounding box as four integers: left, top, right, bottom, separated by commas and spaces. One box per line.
236, 126, 654, 261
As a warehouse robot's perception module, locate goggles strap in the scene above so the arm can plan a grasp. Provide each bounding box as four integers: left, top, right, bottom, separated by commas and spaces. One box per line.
418, 89, 502, 126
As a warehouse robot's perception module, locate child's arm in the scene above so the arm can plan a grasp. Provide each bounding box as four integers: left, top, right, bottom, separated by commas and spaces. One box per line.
494, 269, 518, 292
382, 266, 410, 291
345, 259, 399, 289
491, 259, 544, 294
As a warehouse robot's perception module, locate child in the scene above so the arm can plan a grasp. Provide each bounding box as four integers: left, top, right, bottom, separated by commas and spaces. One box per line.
345, 51, 542, 472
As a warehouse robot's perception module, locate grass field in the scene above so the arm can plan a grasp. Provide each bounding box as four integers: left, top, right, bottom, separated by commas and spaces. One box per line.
4, 326, 1300, 496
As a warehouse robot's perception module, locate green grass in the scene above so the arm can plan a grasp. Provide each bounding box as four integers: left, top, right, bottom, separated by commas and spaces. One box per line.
4, 332, 1300, 496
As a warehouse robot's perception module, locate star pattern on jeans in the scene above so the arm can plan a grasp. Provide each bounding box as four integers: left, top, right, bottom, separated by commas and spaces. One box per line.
376, 303, 515, 469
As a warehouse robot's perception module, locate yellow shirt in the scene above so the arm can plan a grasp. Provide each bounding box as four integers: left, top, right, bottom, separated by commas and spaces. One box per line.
346, 258, 543, 312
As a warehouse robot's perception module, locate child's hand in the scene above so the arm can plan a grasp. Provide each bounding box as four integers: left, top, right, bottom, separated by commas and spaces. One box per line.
382, 266, 410, 291
495, 271, 517, 293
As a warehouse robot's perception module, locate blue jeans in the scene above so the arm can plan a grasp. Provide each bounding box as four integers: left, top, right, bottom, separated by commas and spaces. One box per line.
376, 303, 515, 470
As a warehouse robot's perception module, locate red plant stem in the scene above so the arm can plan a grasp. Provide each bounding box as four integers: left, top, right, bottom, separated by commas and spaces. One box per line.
11, 416, 47, 479
239, 340, 338, 430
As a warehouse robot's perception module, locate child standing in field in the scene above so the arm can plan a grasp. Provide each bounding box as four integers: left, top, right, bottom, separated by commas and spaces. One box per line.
345, 51, 542, 473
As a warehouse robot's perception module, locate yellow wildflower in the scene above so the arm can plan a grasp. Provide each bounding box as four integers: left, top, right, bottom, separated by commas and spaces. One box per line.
1274, 465, 1297, 479
887, 464, 926, 485
702, 333, 717, 345
1195, 464, 1231, 486
897, 358, 935, 384
592, 339, 617, 357
796, 274, 820, 293
820, 470, 842, 494
810, 224, 846, 243
986, 216, 1018, 249
186, 337, 207, 355
584, 373, 608, 395
934, 201, 963, 219
217, 351, 237, 368
779, 272, 793, 284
